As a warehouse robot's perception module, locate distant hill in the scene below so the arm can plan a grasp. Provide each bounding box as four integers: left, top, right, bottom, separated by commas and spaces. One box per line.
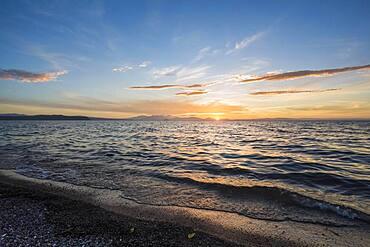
0, 114, 207, 121
1, 114, 366, 121
0, 113, 27, 117
122, 115, 211, 121
0, 114, 90, 121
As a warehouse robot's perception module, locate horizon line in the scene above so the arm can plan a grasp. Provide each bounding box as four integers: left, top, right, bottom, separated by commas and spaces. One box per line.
0, 113, 369, 121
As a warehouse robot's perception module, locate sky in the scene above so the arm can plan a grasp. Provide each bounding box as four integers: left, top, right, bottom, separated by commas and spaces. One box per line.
0, 0, 370, 119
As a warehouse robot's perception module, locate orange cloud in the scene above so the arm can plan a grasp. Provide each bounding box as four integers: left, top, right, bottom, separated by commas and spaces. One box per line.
0, 69, 67, 83
241, 64, 370, 83
176, 90, 208, 96
129, 83, 206, 90
250, 88, 341, 95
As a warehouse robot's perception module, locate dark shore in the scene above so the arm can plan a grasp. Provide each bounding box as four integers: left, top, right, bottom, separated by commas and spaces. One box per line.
0, 183, 238, 247
1, 170, 369, 247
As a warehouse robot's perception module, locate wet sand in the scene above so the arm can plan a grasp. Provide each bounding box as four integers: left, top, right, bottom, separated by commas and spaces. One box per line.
1, 169, 369, 247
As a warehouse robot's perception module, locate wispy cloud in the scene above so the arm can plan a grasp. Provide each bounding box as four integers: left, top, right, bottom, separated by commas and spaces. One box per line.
0, 69, 67, 83
176, 90, 208, 96
113, 61, 152, 72
27, 45, 89, 70
226, 31, 266, 55
112, 66, 133, 72
250, 88, 341, 96
241, 64, 370, 83
193, 47, 211, 62
152, 65, 211, 82
241, 58, 271, 73
129, 83, 206, 90
138, 61, 151, 68
132, 73, 237, 92
176, 66, 210, 82
152, 66, 181, 77
192, 47, 219, 63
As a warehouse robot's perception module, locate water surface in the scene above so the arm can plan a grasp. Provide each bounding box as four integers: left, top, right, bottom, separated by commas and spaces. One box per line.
0, 120, 369, 225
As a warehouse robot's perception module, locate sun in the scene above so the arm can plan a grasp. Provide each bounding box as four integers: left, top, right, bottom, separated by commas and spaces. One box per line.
214, 116, 221, 121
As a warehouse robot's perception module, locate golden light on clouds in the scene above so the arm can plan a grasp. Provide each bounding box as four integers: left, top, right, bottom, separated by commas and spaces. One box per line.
176, 90, 208, 96
129, 83, 206, 90
1, 63, 369, 119
250, 88, 341, 95
0, 69, 67, 83
241, 64, 370, 83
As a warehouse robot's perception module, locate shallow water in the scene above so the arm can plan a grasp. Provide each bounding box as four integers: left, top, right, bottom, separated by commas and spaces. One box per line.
0, 120, 369, 225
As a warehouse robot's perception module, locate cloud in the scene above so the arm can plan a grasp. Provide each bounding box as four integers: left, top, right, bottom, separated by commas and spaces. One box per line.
132, 73, 233, 92
176, 90, 208, 96
112, 66, 133, 72
113, 61, 152, 72
192, 47, 219, 62
226, 31, 266, 55
27, 45, 89, 70
131, 73, 236, 92
241, 58, 271, 73
241, 64, 370, 83
129, 83, 206, 90
0, 69, 68, 83
138, 61, 151, 68
193, 47, 211, 62
250, 88, 341, 95
152, 65, 211, 82
152, 66, 181, 77
176, 66, 210, 82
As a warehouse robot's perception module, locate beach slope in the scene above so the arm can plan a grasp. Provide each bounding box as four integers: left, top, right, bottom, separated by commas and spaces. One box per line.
1, 170, 369, 247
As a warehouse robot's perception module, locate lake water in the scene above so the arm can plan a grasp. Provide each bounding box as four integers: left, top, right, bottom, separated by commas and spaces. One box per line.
0, 120, 369, 225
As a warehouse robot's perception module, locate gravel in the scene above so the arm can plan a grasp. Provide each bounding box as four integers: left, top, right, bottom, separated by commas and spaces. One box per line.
0, 184, 239, 247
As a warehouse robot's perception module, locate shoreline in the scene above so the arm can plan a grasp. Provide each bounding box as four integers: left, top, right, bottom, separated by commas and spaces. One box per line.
0, 180, 236, 246
1, 169, 370, 246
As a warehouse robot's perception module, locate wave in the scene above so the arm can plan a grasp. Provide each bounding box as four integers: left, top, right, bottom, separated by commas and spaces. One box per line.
155, 173, 370, 224
160, 159, 370, 198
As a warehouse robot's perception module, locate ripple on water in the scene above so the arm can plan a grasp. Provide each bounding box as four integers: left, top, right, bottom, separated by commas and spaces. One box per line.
0, 120, 369, 224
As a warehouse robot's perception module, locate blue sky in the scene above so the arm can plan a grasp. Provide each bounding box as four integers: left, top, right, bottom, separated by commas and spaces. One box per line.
0, 0, 369, 119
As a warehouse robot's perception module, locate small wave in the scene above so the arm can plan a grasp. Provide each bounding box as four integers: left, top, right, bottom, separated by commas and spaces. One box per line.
166, 161, 370, 198
156, 173, 370, 223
